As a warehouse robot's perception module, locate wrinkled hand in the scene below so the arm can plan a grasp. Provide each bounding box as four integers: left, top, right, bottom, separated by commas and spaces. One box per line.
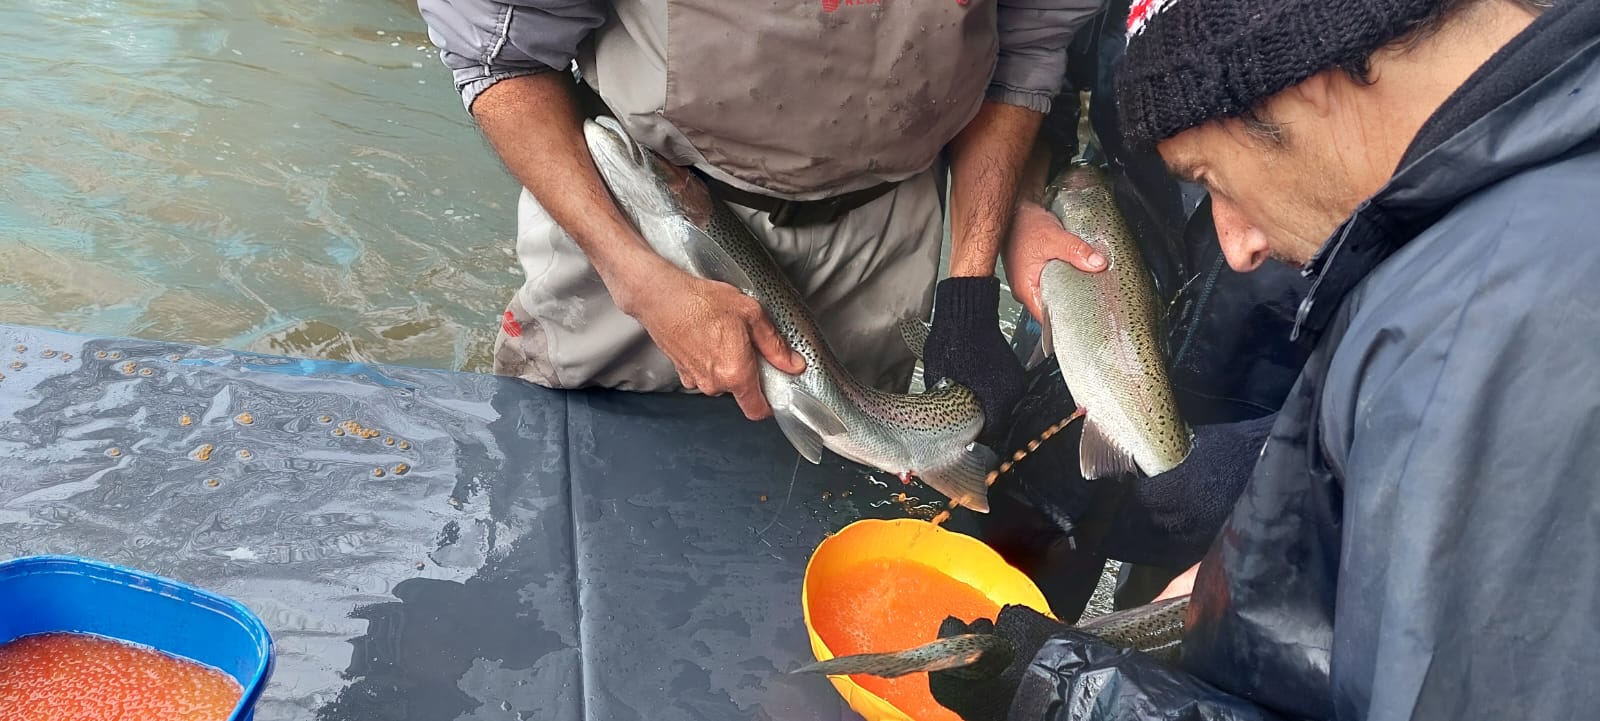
627, 264, 805, 420
928, 605, 1072, 721
1003, 201, 1107, 325
922, 276, 1026, 446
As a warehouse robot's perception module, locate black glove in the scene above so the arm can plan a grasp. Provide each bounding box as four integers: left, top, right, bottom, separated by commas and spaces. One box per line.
1102, 413, 1276, 568
927, 604, 1069, 721
923, 276, 1027, 447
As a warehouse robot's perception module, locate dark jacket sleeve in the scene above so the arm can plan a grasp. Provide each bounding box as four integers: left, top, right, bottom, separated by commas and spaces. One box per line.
1318, 159, 1600, 720
418, 0, 608, 111
1008, 631, 1286, 721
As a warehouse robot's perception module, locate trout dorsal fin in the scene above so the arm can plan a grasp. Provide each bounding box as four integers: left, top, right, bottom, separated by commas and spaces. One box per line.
897, 317, 931, 360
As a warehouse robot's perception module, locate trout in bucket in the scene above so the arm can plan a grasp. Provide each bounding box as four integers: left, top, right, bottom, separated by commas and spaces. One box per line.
582, 117, 998, 512
1037, 163, 1192, 478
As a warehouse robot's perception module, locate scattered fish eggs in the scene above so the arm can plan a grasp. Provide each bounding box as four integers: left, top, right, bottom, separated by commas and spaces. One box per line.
179, 415, 193, 426
105, 448, 121, 458
317, 415, 333, 424
192, 444, 215, 462
383, 437, 395, 446
331, 428, 346, 437
40, 350, 55, 359
59, 353, 71, 361
95, 351, 107, 359
237, 449, 252, 460
138, 368, 154, 377
372, 468, 386, 478
9, 362, 22, 371
120, 362, 137, 375
398, 440, 411, 450
168, 354, 181, 362
107, 351, 122, 360
12, 345, 25, 353
204, 478, 220, 488
234, 413, 254, 425
392, 463, 410, 476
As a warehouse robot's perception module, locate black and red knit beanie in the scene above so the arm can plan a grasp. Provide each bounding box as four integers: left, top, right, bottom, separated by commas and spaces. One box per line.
1114, 0, 1455, 150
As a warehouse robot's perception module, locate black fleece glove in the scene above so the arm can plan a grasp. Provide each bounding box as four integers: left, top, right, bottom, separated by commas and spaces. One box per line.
923, 276, 1027, 447
1103, 413, 1277, 568
927, 604, 1072, 721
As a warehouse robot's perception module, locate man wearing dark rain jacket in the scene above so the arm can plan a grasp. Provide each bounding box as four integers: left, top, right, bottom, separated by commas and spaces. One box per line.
929, 0, 1600, 719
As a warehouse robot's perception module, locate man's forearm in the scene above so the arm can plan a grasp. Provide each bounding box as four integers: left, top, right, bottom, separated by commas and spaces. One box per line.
946, 101, 1045, 277
471, 73, 665, 313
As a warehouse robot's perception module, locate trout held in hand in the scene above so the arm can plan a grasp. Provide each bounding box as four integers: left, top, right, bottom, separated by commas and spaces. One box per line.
583, 117, 997, 512
1038, 163, 1192, 479
791, 595, 1189, 678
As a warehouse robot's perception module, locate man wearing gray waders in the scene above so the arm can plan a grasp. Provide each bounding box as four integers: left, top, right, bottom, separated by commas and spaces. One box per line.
418, 0, 1104, 448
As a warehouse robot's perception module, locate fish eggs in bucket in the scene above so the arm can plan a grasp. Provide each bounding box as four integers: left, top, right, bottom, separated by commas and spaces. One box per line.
801, 519, 1053, 721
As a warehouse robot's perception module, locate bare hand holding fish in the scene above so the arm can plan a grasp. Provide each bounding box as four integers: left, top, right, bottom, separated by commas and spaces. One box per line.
1004, 200, 1109, 324
627, 262, 806, 420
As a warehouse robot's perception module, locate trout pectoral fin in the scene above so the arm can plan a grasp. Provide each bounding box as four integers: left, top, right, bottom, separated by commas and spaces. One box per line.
1078, 417, 1139, 480
919, 443, 997, 513
897, 317, 931, 360
676, 220, 757, 291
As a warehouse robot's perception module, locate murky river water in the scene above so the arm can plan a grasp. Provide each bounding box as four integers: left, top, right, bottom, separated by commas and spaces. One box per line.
0, 0, 520, 372
0, 0, 1021, 376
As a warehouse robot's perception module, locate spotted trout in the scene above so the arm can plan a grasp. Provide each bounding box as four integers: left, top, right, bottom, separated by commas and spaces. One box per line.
583, 117, 997, 512
791, 594, 1189, 678
1038, 163, 1191, 479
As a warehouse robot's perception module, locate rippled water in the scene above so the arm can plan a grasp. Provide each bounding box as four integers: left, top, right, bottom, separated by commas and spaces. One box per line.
0, 0, 1022, 376
0, 0, 519, 372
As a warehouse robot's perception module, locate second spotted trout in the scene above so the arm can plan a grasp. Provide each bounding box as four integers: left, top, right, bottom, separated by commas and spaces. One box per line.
791, 594, 1189, 678
583, 117, 997, 512
1038, 163, 1192, 479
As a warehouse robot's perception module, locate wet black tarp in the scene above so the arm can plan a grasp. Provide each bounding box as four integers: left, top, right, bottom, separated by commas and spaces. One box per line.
0, 323, 975, 721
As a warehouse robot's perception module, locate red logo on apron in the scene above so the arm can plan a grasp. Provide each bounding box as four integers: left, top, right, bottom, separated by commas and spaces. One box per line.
821, 0, 884, 12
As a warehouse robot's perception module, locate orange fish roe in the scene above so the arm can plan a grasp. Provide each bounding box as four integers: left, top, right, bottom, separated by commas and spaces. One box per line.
810, 558, 1001, 721
0, 632, 242, 721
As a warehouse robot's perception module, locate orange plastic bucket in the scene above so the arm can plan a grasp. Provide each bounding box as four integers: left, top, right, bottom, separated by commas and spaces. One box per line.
801, 519, 1053, 721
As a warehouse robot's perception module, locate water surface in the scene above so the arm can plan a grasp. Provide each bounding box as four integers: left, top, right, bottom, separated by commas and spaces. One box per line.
0, 0, 1022, 375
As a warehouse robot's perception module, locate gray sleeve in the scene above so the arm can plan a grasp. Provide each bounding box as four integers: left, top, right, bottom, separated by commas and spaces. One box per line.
988, 0, 1103, 113
418, 0, 608, 112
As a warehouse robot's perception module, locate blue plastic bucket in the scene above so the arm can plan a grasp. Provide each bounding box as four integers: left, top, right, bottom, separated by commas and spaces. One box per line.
0, 555, 274, 720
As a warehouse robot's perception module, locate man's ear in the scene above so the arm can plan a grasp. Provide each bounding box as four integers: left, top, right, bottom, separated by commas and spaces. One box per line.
1290, 70, 1339, 119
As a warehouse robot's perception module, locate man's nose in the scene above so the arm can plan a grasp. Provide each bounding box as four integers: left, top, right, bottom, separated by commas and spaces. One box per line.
1212, 199, 1270, 273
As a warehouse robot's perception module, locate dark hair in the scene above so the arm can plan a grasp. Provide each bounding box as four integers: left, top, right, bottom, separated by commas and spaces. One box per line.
1242, 0, 1550, 145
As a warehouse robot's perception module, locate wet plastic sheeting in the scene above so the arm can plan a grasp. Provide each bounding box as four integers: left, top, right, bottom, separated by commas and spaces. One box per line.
0, 324, 908, 721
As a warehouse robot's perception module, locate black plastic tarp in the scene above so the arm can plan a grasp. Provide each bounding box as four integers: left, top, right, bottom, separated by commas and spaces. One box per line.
0, 323, 982, 721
